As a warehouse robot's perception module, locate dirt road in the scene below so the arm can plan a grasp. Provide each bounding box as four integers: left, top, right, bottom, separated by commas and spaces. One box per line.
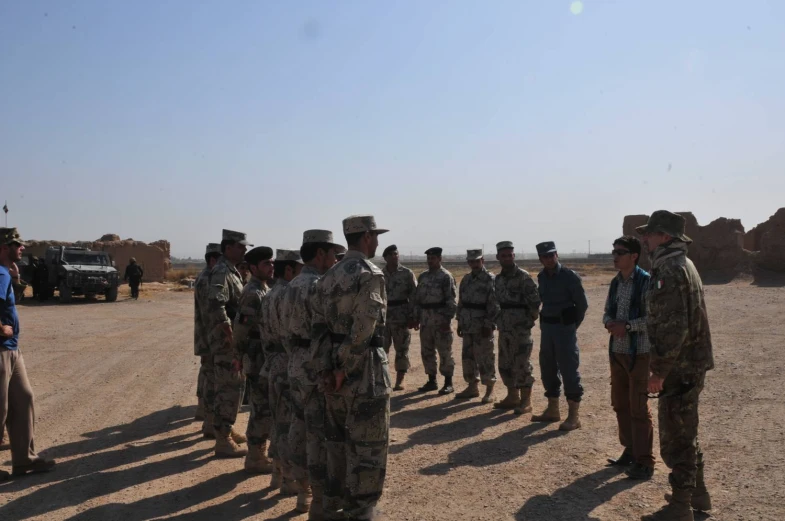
1, 276, 783, 520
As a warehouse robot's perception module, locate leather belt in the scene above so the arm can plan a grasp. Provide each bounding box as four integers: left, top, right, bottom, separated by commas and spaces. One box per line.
461, 302, 485, 310
388, 299, 409, 307
329, 333, 384, 348
500, 303, 528, 310
421, 302, 446, 310
291, 336, 311, 348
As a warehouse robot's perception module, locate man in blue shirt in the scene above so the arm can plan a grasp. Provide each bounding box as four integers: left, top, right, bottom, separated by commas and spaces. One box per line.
0, 227, 56, 481
531, 241, 588, 432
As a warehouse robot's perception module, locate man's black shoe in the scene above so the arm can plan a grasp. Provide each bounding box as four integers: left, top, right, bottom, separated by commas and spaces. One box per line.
419, 380, 438, 392
625, 463, 654, 480
606, 450, 634, 467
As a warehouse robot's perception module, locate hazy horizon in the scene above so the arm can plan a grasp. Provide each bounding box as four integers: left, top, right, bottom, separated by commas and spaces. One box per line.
3, 1, 784, 258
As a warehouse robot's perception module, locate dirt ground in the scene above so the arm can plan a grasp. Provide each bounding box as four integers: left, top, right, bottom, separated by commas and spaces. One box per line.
1, 274, 784, 521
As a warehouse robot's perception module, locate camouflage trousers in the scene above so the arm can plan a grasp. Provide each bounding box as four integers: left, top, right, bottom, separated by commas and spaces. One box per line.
245, 372, 272, 446
324, 386, 390, 520
212, 354, 246, 435
461, 332, 497, 385
659, 371, 706, 489
497, 328, 535, 389
267, 351, 292, 467
306, 387, 328, 505
288, 379, 325, 482
200, 356, 216, 415
383, 323, 412, 373
420, 325, 455, 377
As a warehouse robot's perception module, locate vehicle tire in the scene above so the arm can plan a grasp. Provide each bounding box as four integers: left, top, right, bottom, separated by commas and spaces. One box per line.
59, 281, 72, 303
105, 286, 118, 302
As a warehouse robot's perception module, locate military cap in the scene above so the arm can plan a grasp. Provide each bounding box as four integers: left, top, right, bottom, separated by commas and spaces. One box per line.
0, 227, 26, 247
425, 247, 443, 256
205, 243, 221, 255
130, 257, 137, 264
301, 230, 347, 253
466, 249, 483, 261
635, 210, 693, 244
244, 246, 274, 265
342, 215, 389, 235
496, 241, 514, 251
276, 249, 303, 264
536, 242, 557, 255
222, 229, 253, 246
382, 244, 398, 258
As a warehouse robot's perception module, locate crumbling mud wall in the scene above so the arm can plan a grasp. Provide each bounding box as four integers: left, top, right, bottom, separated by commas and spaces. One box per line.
745, 209, 785, 272
24, 236, 171, 282
622, 213, 747, 273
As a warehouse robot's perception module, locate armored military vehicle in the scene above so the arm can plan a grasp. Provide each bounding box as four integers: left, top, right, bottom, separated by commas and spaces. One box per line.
39, 246, 120, 302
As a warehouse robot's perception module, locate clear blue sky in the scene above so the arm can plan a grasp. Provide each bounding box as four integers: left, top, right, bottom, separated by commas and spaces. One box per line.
2, 1, 784, 258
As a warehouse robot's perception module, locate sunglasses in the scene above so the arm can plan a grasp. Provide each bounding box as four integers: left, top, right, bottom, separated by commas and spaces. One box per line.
611, 249, 631, 256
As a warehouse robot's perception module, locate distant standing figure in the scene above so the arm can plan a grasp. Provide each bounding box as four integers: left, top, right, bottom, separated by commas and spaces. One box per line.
124, 258, 144, 299
381, 244, 417, 391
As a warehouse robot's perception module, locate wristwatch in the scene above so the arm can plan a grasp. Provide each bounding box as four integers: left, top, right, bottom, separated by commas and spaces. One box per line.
625, 322, 632, 332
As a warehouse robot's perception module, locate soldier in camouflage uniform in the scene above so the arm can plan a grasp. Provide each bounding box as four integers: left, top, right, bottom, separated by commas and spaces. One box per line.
233, 246, 275, 473
194, 243, 221, 425
261, 249, 303, 494
282, 230, 345, 518
207, 229, 251, 457
638, 211, 714, 521
493, 241, 541, 414
381, 244, 417, 391
413, 247, 457, 395
455, 249, 499, 403
312, 215, 391, 521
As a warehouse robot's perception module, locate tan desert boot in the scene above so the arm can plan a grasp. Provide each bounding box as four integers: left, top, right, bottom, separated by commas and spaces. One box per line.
559, 400, 581, 431
230, 427, 247, 444
514, 387, 533, 415
643, 487, 694, 521
270, 460, 283, 489
393, 371, 406, 391
214, 432, 248, 458
455, 381, 480, 400
244, 442, 274, 473
309, 484, 325, 521
195, 397, 205, 421
493, 387, 520, 409
481, 382, 495, 404
202, 413, 216, 439
531, 397, 561, 422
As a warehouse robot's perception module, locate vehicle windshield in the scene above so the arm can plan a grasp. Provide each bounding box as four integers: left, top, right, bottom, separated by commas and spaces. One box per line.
63, 252, 108, 266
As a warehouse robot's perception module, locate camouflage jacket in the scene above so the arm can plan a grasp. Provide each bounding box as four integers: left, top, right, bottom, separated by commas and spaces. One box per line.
260, 278, 290, 377
382, 264, 417, 325
312, 250, 390, 397
233, 275, 269, 372
281, 265, 321, 383
646, 242, 714, 378
193, 266, 212, 356
495, 266, 541, 331
413, 266, 457, 327
207, 256, 244, 356
457, 267, 500, 333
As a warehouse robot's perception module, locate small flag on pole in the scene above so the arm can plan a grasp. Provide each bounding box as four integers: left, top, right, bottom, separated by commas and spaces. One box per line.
2, 202, 7, 214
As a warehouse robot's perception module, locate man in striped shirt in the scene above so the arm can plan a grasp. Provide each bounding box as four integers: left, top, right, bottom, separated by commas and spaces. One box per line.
603, 235, 654, 480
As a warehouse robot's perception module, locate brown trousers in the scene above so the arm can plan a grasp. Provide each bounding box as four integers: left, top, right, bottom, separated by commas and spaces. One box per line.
0, 349, 39, 466
610, 352, 655, 468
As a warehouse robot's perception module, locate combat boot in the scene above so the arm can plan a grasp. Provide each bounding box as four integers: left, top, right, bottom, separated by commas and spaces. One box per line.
194, 397, 205, 421
454, 381, 480, 400
202, 414, 216, 439
643, 486, 694, 521
514, 387, 533, 415
665, 459, 712, 512
296, 478, 312, 513
481, 382, 495, 404
280, 478, 299, 496
230, 427, 247, 444
419, 374, 438, 392
438, 375, 455, 395
559, 400, 581, 431
214, 431, 248, 458
393, 371, 406, 391
309, 484, 325, 521
493, 387, 520, 410
244, 442, 274, 474
531, 397, 561, 422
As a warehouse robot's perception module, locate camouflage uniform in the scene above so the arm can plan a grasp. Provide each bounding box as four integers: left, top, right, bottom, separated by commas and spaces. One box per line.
194, 264, 214, 416
414, 267, 457, 377
382, 264, 417, 373
646, 240, 714, 490
495, 265, 541, 389
233, 275, 271, 447
457, 264, 499, 385
313, 215, 391, 521
282, 265, 324, 483
207, 256, 246, 435
261, 277, 293, 469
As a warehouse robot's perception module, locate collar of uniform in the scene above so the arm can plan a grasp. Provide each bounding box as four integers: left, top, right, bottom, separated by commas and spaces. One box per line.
345, 250, 367, 260
545, 263, 562, 277
300, 265, 320, 276
384, 264, 403, 274
219, 256, 240, 275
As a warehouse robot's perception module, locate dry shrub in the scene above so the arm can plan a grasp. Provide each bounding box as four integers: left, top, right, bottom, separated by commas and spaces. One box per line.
165, 267, 201, 283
